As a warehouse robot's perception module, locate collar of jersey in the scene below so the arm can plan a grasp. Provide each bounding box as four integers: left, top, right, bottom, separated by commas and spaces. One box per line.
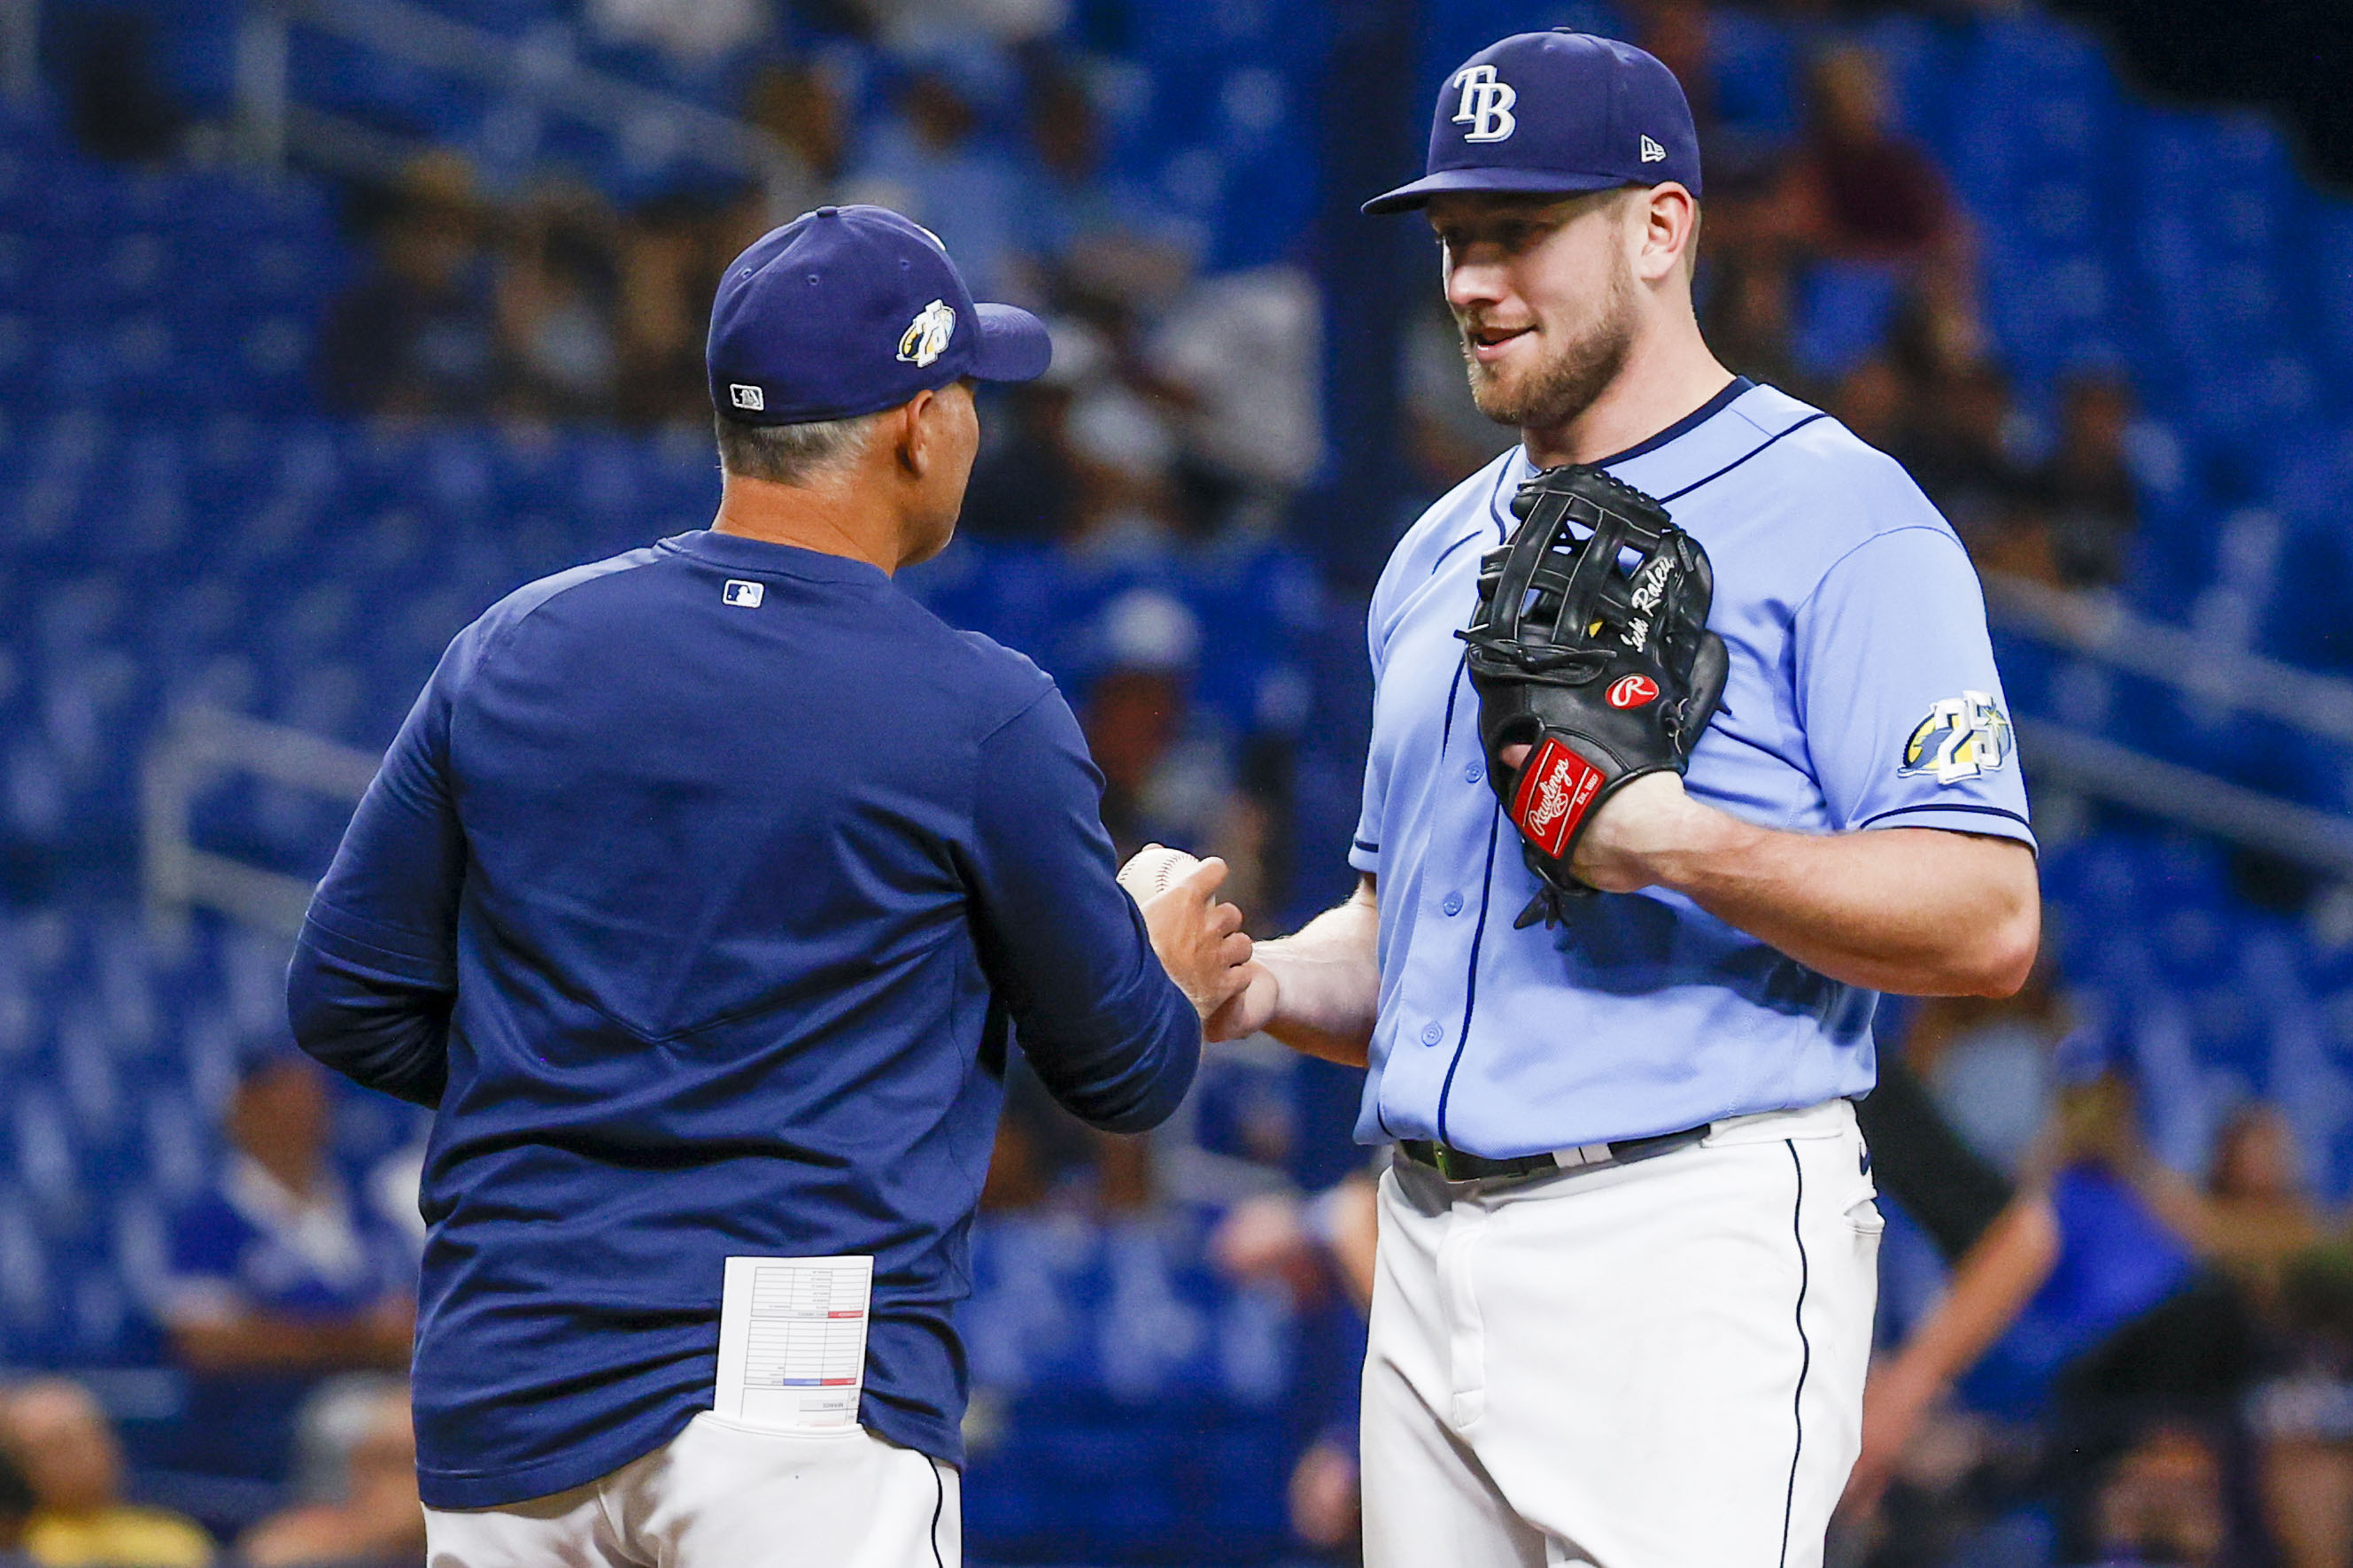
1488, 374, 1757, 537
662, 529, 892, 584
1589, 375, 1755, 469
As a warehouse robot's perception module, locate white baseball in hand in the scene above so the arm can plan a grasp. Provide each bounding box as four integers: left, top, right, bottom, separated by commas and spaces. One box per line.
1118, 844, 1202, 903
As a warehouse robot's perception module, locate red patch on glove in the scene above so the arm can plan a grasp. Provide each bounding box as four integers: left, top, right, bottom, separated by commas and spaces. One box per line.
1509, 738, 1606, 859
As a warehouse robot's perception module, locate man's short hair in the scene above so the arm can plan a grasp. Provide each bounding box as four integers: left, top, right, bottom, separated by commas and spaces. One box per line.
713, 410, 881, 487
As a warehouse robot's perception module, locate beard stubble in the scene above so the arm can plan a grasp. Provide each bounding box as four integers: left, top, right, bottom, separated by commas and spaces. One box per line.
1459, 259, 1637, 433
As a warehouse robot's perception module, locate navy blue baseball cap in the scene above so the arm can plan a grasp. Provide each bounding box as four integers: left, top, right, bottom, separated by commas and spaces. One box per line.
708, 204, 1053, 425
1364, 31, 1702, 215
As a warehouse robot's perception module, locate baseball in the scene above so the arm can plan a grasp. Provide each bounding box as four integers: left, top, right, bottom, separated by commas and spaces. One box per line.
1117, 844, 1200, 902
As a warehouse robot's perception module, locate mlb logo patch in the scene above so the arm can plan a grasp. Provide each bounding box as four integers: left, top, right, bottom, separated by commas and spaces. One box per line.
729, 383, 764, 412
723, 580, 764, 607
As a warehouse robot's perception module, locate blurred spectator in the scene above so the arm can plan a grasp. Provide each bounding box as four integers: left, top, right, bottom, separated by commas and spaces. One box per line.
1828, 356, 1914, 455
1016, 66, 1120, 268
494, 188, 623, 421
2024, 369, 2146, 592
2018, 1073, 2269, 1564
2126, 1104, 2327, 1312
1213, 1175, 1376, 1556
1779, 46, 1983, 375
611, 190, 748, 427
157, 1043, 414, 1483
1910, 967, 2070, 1173
1012, 64, 1196, 303
743, 58, 849, 193
1900, 359, 2040, 553
588, 0, 771, 66
1148, 266, 1324, 507
960, 328, 1095, 544
1081, 591, 1236, 861
978, 1116, 1054, 1213
2086, 1421, 2233, 1568
1064, 381, 1187, 559
1698, 251, 1805, 395
316, 156, 500, 419
235, 1379, 423, 1568
1782, 46, 1959, 265
1627, 0, 1789, 195
0, 1447, 34, 1568
844, 67, 1025, 299
1212, 1177, 1376, 1317
1095, 1130, 1157, 1213
2249, 1245, 2353, 1568
1629, 0, 1716, 138
0, 1380, 212, 1568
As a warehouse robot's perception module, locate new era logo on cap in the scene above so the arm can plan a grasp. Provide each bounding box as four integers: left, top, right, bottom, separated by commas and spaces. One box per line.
729, 384, 764, 411
1640, 135, 1666, 163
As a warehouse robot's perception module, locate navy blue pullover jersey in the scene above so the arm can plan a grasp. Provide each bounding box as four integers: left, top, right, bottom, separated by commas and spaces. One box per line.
285, 529, 1200, 1510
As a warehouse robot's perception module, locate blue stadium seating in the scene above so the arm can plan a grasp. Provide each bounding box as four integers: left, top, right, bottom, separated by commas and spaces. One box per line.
7, 9, 2353, 1560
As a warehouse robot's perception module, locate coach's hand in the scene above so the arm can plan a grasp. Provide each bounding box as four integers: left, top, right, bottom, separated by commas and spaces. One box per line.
1139, 855, 1256, 1023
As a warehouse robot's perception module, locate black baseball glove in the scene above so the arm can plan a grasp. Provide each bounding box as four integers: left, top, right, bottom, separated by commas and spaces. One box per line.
1457, 463, 1730, 928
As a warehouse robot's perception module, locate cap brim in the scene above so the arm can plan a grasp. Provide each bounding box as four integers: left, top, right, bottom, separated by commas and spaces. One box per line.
1362, 166, 1633, 215
969, 303, 1053, 382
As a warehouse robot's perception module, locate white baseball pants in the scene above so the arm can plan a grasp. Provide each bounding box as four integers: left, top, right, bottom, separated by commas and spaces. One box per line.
1361, 1099, 1880, 1568
422, 1415, 959, 1568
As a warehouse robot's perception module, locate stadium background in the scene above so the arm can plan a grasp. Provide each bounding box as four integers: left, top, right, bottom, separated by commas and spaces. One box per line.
2, 0, 2353, 1564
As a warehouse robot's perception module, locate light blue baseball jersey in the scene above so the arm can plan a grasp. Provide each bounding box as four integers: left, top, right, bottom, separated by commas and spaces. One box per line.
1351, 378, 2034, 1157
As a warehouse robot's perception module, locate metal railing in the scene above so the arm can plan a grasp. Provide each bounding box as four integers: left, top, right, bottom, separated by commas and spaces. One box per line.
1984, 570, 2353, 877
233, 0, 808, 204
142, 705, 379, 946
1984, 570, 2353, 745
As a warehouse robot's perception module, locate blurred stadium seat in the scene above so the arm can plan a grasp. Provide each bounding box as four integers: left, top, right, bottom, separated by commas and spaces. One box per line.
5, 4, 2353, 1564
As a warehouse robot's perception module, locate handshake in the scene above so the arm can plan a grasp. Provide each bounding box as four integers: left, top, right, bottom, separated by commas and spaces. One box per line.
1118, 845, 1274, 1042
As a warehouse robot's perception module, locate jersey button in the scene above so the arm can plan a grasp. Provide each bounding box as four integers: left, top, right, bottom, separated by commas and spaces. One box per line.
1420, 1022, 1444, 1047
1441, 892, 1463, 916
1464, 761, 1484, 784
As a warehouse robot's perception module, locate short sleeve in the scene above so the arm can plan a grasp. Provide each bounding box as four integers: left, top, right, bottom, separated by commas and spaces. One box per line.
1793, 527, 2035, 848
1351, 592, 1391, 876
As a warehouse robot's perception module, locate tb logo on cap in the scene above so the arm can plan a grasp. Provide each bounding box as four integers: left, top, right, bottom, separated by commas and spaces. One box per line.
1451, 65, 1517, 143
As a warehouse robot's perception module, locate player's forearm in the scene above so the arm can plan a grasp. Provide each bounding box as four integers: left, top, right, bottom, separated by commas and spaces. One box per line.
1606, 786, 2039, 994
1251, 881, 1382, 1067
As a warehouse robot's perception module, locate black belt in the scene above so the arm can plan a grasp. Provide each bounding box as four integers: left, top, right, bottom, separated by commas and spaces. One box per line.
1398, 1123, 1713, 1184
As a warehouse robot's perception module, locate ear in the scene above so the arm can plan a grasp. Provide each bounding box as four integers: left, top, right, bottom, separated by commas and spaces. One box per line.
894, 386, 949, 478
1633, 183, 1697, 284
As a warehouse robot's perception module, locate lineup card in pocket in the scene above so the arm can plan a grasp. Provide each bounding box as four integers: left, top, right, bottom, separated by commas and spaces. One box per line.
715, 1255, 874, 1433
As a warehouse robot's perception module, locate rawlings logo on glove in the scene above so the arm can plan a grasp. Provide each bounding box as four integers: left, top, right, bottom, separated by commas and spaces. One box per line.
1457, 464, 1730, 928
1511, 738, 1606, 858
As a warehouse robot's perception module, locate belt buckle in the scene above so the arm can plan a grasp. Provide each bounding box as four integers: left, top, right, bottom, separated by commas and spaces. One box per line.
1431, 1144, 1473, 1182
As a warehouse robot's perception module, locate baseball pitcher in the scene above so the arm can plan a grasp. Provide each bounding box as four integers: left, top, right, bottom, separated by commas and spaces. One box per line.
1211, 32, 2039, 1568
